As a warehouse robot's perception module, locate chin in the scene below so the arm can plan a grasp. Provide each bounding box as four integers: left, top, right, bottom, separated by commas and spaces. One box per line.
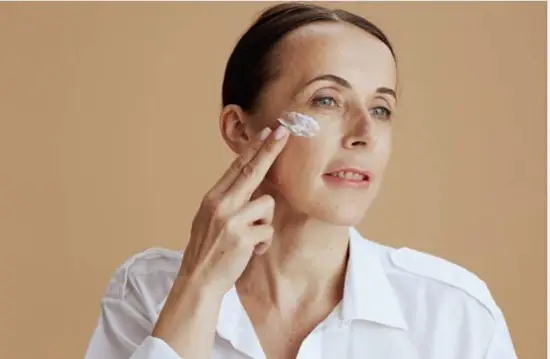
272, 179, 377, 226
309, 205, 368, 226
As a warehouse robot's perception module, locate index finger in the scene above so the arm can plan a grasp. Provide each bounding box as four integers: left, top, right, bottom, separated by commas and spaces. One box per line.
226, 125, 290, 203
208, 127, 272, 198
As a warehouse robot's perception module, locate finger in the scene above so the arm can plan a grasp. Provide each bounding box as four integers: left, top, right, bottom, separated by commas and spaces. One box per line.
249, 224, 274, 249
207, 127, 272, 199
253, 241, 272, 255
226, 126, 289, 203
235, 194, 275, 226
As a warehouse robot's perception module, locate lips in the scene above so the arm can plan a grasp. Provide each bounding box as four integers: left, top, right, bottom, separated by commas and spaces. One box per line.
324, 168, 372, 182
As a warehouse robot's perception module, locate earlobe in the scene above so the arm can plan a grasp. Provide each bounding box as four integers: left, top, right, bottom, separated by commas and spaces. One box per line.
219, 104, 253, 154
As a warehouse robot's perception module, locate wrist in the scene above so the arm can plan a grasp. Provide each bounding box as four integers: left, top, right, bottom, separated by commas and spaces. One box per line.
153, 275, 222, 332
176, 270, 228, 303
152, 277, 223, 358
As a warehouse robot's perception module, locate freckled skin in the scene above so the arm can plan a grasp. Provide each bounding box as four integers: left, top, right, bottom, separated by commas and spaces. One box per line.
250, 21, 397, 226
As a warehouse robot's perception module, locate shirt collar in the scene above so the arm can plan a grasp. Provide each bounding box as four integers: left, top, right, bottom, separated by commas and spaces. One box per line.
216, 285, 265, 358
341, 227, 408, 330
214, 226, 408, 349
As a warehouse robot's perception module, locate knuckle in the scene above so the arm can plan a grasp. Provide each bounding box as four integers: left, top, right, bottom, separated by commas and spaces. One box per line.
235, 237, 251, 251
231, 157, 246, 173
262, 194, 275, 207
203, 191, 218, 207
225, 227, 250, 250
254, 227, 273, 246
264, 138, 278, 151
212, 200, 230, 219
213, 216, 229, 236
241, 163, 256, 178
224, 216, 241, 234
204, 196, 222, 214
250, 140, 263, 152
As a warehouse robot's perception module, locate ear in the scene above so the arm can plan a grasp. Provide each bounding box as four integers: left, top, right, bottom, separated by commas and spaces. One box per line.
219, 104, 257, 154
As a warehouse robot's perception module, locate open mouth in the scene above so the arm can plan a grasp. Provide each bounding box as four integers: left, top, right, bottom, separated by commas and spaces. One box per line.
323, 169, 372, 184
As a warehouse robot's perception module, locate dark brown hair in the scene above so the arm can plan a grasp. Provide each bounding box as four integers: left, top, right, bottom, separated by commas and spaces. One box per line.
221, 2, 395, 113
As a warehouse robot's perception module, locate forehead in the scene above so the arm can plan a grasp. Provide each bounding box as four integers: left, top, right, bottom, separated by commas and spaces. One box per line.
274, 21, 396, 91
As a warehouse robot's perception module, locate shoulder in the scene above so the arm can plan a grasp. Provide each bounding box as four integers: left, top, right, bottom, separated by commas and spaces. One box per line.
104, 247, 183, 304
365, 239, 501, 321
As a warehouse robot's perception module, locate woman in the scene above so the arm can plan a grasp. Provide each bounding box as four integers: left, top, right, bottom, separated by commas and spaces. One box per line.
85, 3, 517, 359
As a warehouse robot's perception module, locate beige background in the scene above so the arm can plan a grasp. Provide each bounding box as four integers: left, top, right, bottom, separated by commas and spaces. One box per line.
0, 2, 545, 358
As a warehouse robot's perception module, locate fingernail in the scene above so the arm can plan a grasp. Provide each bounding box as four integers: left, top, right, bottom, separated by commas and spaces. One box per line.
274, 125, 288, 140
257, 127, 271, 140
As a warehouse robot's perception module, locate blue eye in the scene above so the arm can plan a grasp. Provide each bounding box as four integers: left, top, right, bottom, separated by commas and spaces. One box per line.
370, 106, 392, 120
313, 96, 337, 107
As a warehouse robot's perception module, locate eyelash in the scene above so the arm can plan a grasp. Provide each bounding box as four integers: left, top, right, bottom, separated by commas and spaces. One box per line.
370, 106, 392, 120
312, 95, 339, 108
311, 95, 393, 121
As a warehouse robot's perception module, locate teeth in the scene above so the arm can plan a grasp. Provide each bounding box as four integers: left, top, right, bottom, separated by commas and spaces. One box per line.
329, 171, 365, 180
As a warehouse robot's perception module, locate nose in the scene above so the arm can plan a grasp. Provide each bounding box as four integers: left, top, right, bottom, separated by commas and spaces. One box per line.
343, 110, 378, 149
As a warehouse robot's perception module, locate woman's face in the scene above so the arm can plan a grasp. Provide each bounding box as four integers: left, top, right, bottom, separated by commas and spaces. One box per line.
252, 21, 397, 226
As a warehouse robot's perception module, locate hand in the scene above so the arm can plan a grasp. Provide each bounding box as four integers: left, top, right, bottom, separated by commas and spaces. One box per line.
179, 125, 289, 296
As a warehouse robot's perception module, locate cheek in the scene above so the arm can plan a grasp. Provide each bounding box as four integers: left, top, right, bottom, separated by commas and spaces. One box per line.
268, 136, 329, 186
377, 131, 393, 170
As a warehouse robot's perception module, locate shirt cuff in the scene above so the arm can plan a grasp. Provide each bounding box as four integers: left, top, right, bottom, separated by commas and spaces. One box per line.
131, 336, 181, 359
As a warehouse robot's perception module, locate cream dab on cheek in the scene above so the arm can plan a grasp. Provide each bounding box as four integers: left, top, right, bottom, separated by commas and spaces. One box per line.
277, 111, 320, 137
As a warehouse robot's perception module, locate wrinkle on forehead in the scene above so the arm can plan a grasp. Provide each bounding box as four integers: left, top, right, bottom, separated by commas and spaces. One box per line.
274, 21, 396, 91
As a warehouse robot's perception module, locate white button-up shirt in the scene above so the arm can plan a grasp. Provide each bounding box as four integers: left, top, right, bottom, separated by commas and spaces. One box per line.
85, 228, 518, 359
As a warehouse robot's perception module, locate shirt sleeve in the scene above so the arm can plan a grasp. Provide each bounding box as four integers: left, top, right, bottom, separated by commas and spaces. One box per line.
84, 250, 183, 359
483, 311, 518, 359
84, 297, 181, 359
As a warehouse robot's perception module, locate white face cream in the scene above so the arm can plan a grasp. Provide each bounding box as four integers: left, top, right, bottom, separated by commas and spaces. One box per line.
277, 111, 320, 137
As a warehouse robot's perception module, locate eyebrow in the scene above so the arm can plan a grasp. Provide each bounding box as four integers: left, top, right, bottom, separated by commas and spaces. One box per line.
303, 73, 397, 100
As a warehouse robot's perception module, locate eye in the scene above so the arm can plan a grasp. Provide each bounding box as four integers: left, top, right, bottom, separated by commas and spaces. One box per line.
370, 106, 392, 120
312, 96, 338, 108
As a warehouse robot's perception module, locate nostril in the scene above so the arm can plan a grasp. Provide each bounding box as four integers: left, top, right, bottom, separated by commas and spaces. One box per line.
351, 140, 368, 147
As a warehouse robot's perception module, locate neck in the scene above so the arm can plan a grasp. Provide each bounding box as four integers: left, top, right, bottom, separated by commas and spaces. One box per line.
237, 210, 350, 313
